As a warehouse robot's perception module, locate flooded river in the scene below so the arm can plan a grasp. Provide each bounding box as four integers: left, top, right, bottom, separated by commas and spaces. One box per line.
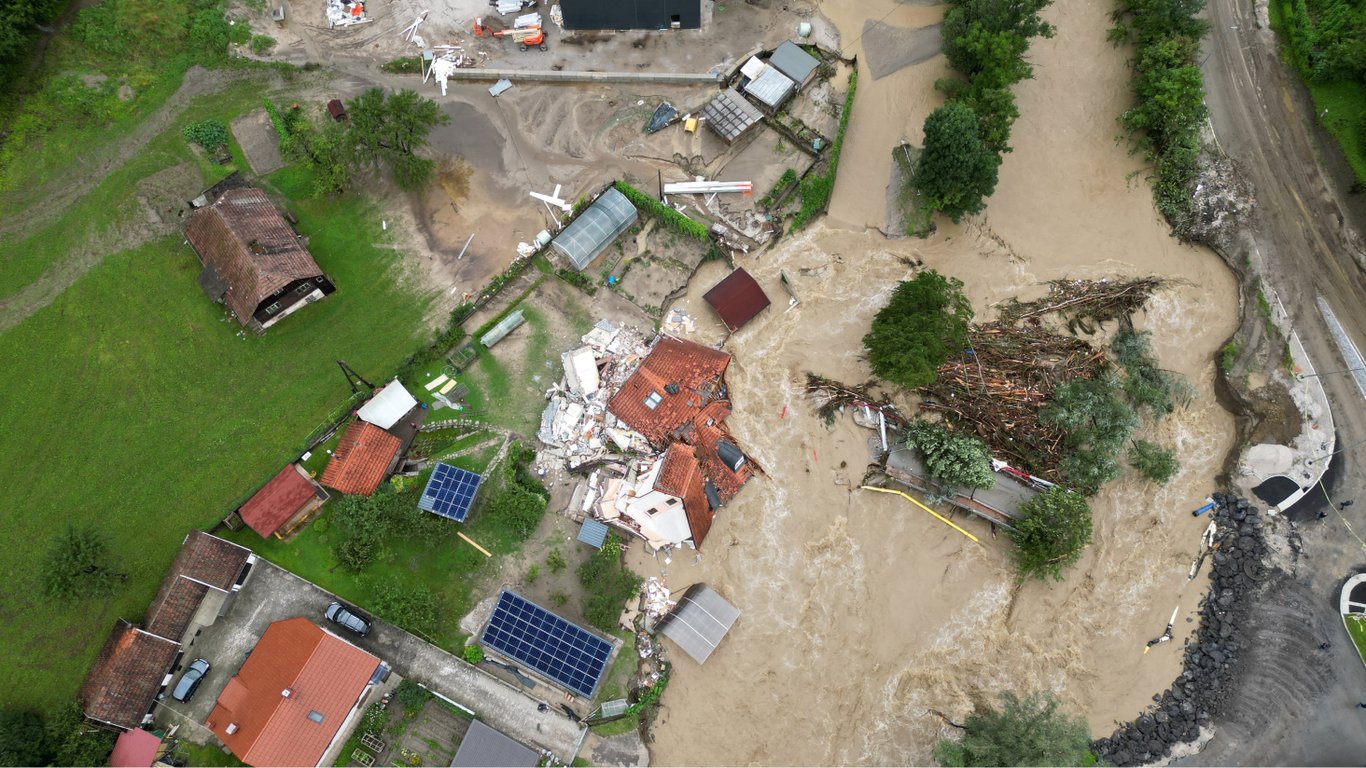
635, 0, 1240, 763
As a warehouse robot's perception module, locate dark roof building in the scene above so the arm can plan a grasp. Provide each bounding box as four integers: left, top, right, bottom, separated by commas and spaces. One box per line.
143, 531, 253, 642
449, 720, 539, 768
238, 465, 327, 539
700, 89, 764, 144
321, 420, 402, 496
207, 618, 382, 767
703, 268, 771, 332
608, 336, 731, 446
769, 41, 821, 87
186, 186, 335, 330
559, 0, 699, 30
80, 621, 179, 729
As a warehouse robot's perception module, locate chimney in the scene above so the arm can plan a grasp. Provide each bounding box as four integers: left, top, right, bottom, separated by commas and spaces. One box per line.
226, 723, 239, 735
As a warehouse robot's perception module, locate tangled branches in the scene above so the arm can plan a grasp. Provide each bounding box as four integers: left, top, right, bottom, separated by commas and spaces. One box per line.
997, 278, 1165, 334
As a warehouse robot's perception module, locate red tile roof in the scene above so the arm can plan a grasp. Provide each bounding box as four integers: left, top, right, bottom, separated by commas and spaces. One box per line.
208, 618, 380, 768
142, 531, 250, 642
694, 421, 750, 503
703, 268, 771, 332
110, 728, 162, 767
608, 337, 731, 446
186, 187, 325, 326
239, 465, 322, 538
321, 421, 401, 496
653, 443, 714, 548
80, 621, 179, 729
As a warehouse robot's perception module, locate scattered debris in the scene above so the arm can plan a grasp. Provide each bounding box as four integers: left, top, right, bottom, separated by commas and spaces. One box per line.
660, 308, 696, 336
646, 103, 680, 134
489, 78, 514, 97
996, 277, 1165, 334
325, 0, 370, 28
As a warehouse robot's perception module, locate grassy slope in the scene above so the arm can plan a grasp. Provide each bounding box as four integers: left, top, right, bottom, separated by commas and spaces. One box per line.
0, 153, 432, 712
1347, 614, 1366, 668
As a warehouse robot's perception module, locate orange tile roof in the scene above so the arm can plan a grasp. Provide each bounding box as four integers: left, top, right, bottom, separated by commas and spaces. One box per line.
240, 465, 321, 537
653, 444, 715, 548
207, 618, 380, 768
608, 337, 731, 446
80, 621, 179, 729
321, 421, 401, 496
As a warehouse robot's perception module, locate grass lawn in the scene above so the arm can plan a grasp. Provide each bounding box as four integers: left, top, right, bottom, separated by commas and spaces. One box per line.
588, 630, 641, 737
1346, 614, 1366, 668
179, 742, 249, 767
0, 149, 434, 711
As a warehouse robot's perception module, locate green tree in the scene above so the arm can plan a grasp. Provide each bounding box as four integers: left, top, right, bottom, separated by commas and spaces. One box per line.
331, 490, 397, 572
41, 524, 123, 601
0, 709, 50, 766
863, 270, 974, 389
347, 88, 449, 190
295, 117, 358, 194
0, 0, 63, 70
1129, 440, 1179, 483
933, 691, 1093, 767
45, 702, 116, 767
906, 420, 996, 491
1040, 376, 1138, 490
1008, 487, 1093, 581
914, 103, 1000, 221
394, 679, 430, 709
942, 0, 1055, 79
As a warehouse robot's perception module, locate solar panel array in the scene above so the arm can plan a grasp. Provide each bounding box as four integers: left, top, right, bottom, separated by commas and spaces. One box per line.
480, 591, 612, 698
417, 463, 483, 522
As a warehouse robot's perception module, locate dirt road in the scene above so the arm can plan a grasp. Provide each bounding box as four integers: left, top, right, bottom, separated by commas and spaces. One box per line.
1180, 0, 1366, 762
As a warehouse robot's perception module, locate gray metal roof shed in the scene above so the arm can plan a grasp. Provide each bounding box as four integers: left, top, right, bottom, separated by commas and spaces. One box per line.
769, 41, 820, 86
700, 89, 764, 144
657, 583, 740, 664
450, 720, 539, 767
743, 66, 796, 111
551, 188, 638, 271
577, 517, 609, 549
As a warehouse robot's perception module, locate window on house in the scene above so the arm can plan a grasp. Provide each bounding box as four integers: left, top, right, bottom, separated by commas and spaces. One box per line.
296, 282, 313, 294
308, 711, 325, 724
644, 392, 662, 410
264, 302, 280, 314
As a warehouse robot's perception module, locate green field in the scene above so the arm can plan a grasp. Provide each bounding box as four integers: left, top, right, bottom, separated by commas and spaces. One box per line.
1347, 614, 1366, 667
0, 112, 434, 711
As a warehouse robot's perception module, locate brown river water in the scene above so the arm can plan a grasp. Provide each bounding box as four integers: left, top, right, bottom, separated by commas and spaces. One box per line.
632, 0, 1240, 763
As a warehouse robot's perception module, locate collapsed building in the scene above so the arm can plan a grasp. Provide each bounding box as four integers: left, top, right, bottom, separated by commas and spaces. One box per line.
538, 322, 753, 552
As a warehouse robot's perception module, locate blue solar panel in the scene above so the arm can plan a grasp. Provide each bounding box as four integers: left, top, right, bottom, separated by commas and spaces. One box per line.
479, 590, 613, 698
417, 463, 484, 522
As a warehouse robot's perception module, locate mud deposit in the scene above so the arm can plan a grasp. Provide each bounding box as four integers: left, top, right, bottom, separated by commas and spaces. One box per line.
638, 0, 1241, 764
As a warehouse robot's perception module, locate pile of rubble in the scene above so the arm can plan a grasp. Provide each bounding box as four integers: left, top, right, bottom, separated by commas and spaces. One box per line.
536, 320, 651, 474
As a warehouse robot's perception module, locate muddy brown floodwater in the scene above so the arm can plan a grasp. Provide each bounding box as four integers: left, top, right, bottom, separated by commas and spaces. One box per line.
634, 0, 1240, 764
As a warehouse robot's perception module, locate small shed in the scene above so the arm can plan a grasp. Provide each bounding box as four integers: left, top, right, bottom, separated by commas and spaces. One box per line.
577, 517, 609, 549
357, 379, 419, 430
703, 267, 771, 331
743, 65, 797, 112
551, 188, 639, 271
238, 464, 327, 539
450, 720, 539, 767
109, 728, 162, 768
656, 583, 740, 664
769, 40, 821, 88
700, 89, 764, 144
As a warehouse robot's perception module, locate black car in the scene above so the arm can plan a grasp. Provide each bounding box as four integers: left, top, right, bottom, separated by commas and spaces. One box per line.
171, 658, 210, 703
325, 602, 371, 637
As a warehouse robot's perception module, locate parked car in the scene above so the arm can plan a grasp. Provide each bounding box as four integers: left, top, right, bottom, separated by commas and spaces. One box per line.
171, 659, 211, 703
325, 602, 371, 637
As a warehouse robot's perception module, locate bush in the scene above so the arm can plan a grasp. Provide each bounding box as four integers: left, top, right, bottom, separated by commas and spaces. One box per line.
526, 564, 540, 584
546, 548, 567, 573
905, 419, 995, 490
462, 645, 485, 664
1219, 340, 1240, 372
370, 579, 440, 635
395, 679, 430, 710
183, 119, 229, 150
556, 267, 597, 295
250, 34, 276, 54
790, 70, 857, 230
613, 181, 711, 241
1129, 439, 1179, 483
1008, 487, 1093, 581
578, 534, 642, 632
863, 270, 973, 389
41, 524, 123, 601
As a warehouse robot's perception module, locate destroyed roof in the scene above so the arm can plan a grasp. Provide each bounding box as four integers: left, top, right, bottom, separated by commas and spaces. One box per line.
208, 617, 381, 768
321, 420, 402, 496
691, 406, 749, 504
657, 584, 740, 665
551, 188, 638, 271
143, 531, 251, 640
80, 621, 179, 729
608, 336, 731, 445
655, 443, 714, 548
239, 465, 322, 538
703, 267, 772, 331
184, 186, 325, 326
700, 89, 763, 143
743, 65, 796, 110
769, 41, 820, 84
356, 379, 418, 430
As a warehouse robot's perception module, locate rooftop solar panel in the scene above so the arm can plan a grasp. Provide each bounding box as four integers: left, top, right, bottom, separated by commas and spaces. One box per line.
480, 591, 612, 698
417, 463, 484, 522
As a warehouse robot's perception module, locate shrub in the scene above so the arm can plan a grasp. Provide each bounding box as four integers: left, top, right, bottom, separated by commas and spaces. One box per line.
1129, 440, 1179, 483
526, 564, 540, 584
791, 70, 857, 230
395, 679, 430, 710
556, 267, 597, 295
546, 548, 567, 573
905, 419, 995, 490
578, 534, 642, 632
863, 270, 973, 389
1008, 487, 1093, 581
183, 119, 229, 150
41, 524, 123, 601
462, 645, 485, 664
250, 34, 276, 54
370, 579, 440, 635
1219, 340, 1240, 372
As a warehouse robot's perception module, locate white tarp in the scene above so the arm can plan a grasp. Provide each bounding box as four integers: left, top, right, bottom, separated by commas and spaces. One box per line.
357, 379, 418, 430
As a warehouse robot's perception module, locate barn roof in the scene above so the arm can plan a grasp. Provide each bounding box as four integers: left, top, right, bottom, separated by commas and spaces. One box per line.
656, 584, 740, 664
239, 465, 322, 538
321, 420, 402, 496
449, 720, 539, 767
185, 187, 325, 325
80, 621, 179, 729
607, 337, 731, 445
143, 531, 251, 641
703, 268, 771, 331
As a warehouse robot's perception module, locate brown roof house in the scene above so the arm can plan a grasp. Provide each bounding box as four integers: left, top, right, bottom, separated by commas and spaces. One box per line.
237, 464, 328, 539
81, 532, 255, 729
186, 181, 335, 331
207, 617, 384, 767
321, 420, 402, 496
703, 268, 771, 332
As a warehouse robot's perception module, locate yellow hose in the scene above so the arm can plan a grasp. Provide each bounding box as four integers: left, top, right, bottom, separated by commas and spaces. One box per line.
859, 485, 981, 544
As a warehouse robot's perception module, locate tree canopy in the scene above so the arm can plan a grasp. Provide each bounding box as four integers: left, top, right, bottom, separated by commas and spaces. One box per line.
347, 87, 450, 189
913, 103, 1000, 222
1008, 487, 1093, 581
863, 270, 974, 389
40, 524, 123, 601
1129, 439, 1179, 483
906, 420, 996, 491
933, 691, 1094, 767
1040, 376, 1138, 490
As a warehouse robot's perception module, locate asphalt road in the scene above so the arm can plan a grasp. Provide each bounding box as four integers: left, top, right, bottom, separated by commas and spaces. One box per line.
1178, 0, 1366, 762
